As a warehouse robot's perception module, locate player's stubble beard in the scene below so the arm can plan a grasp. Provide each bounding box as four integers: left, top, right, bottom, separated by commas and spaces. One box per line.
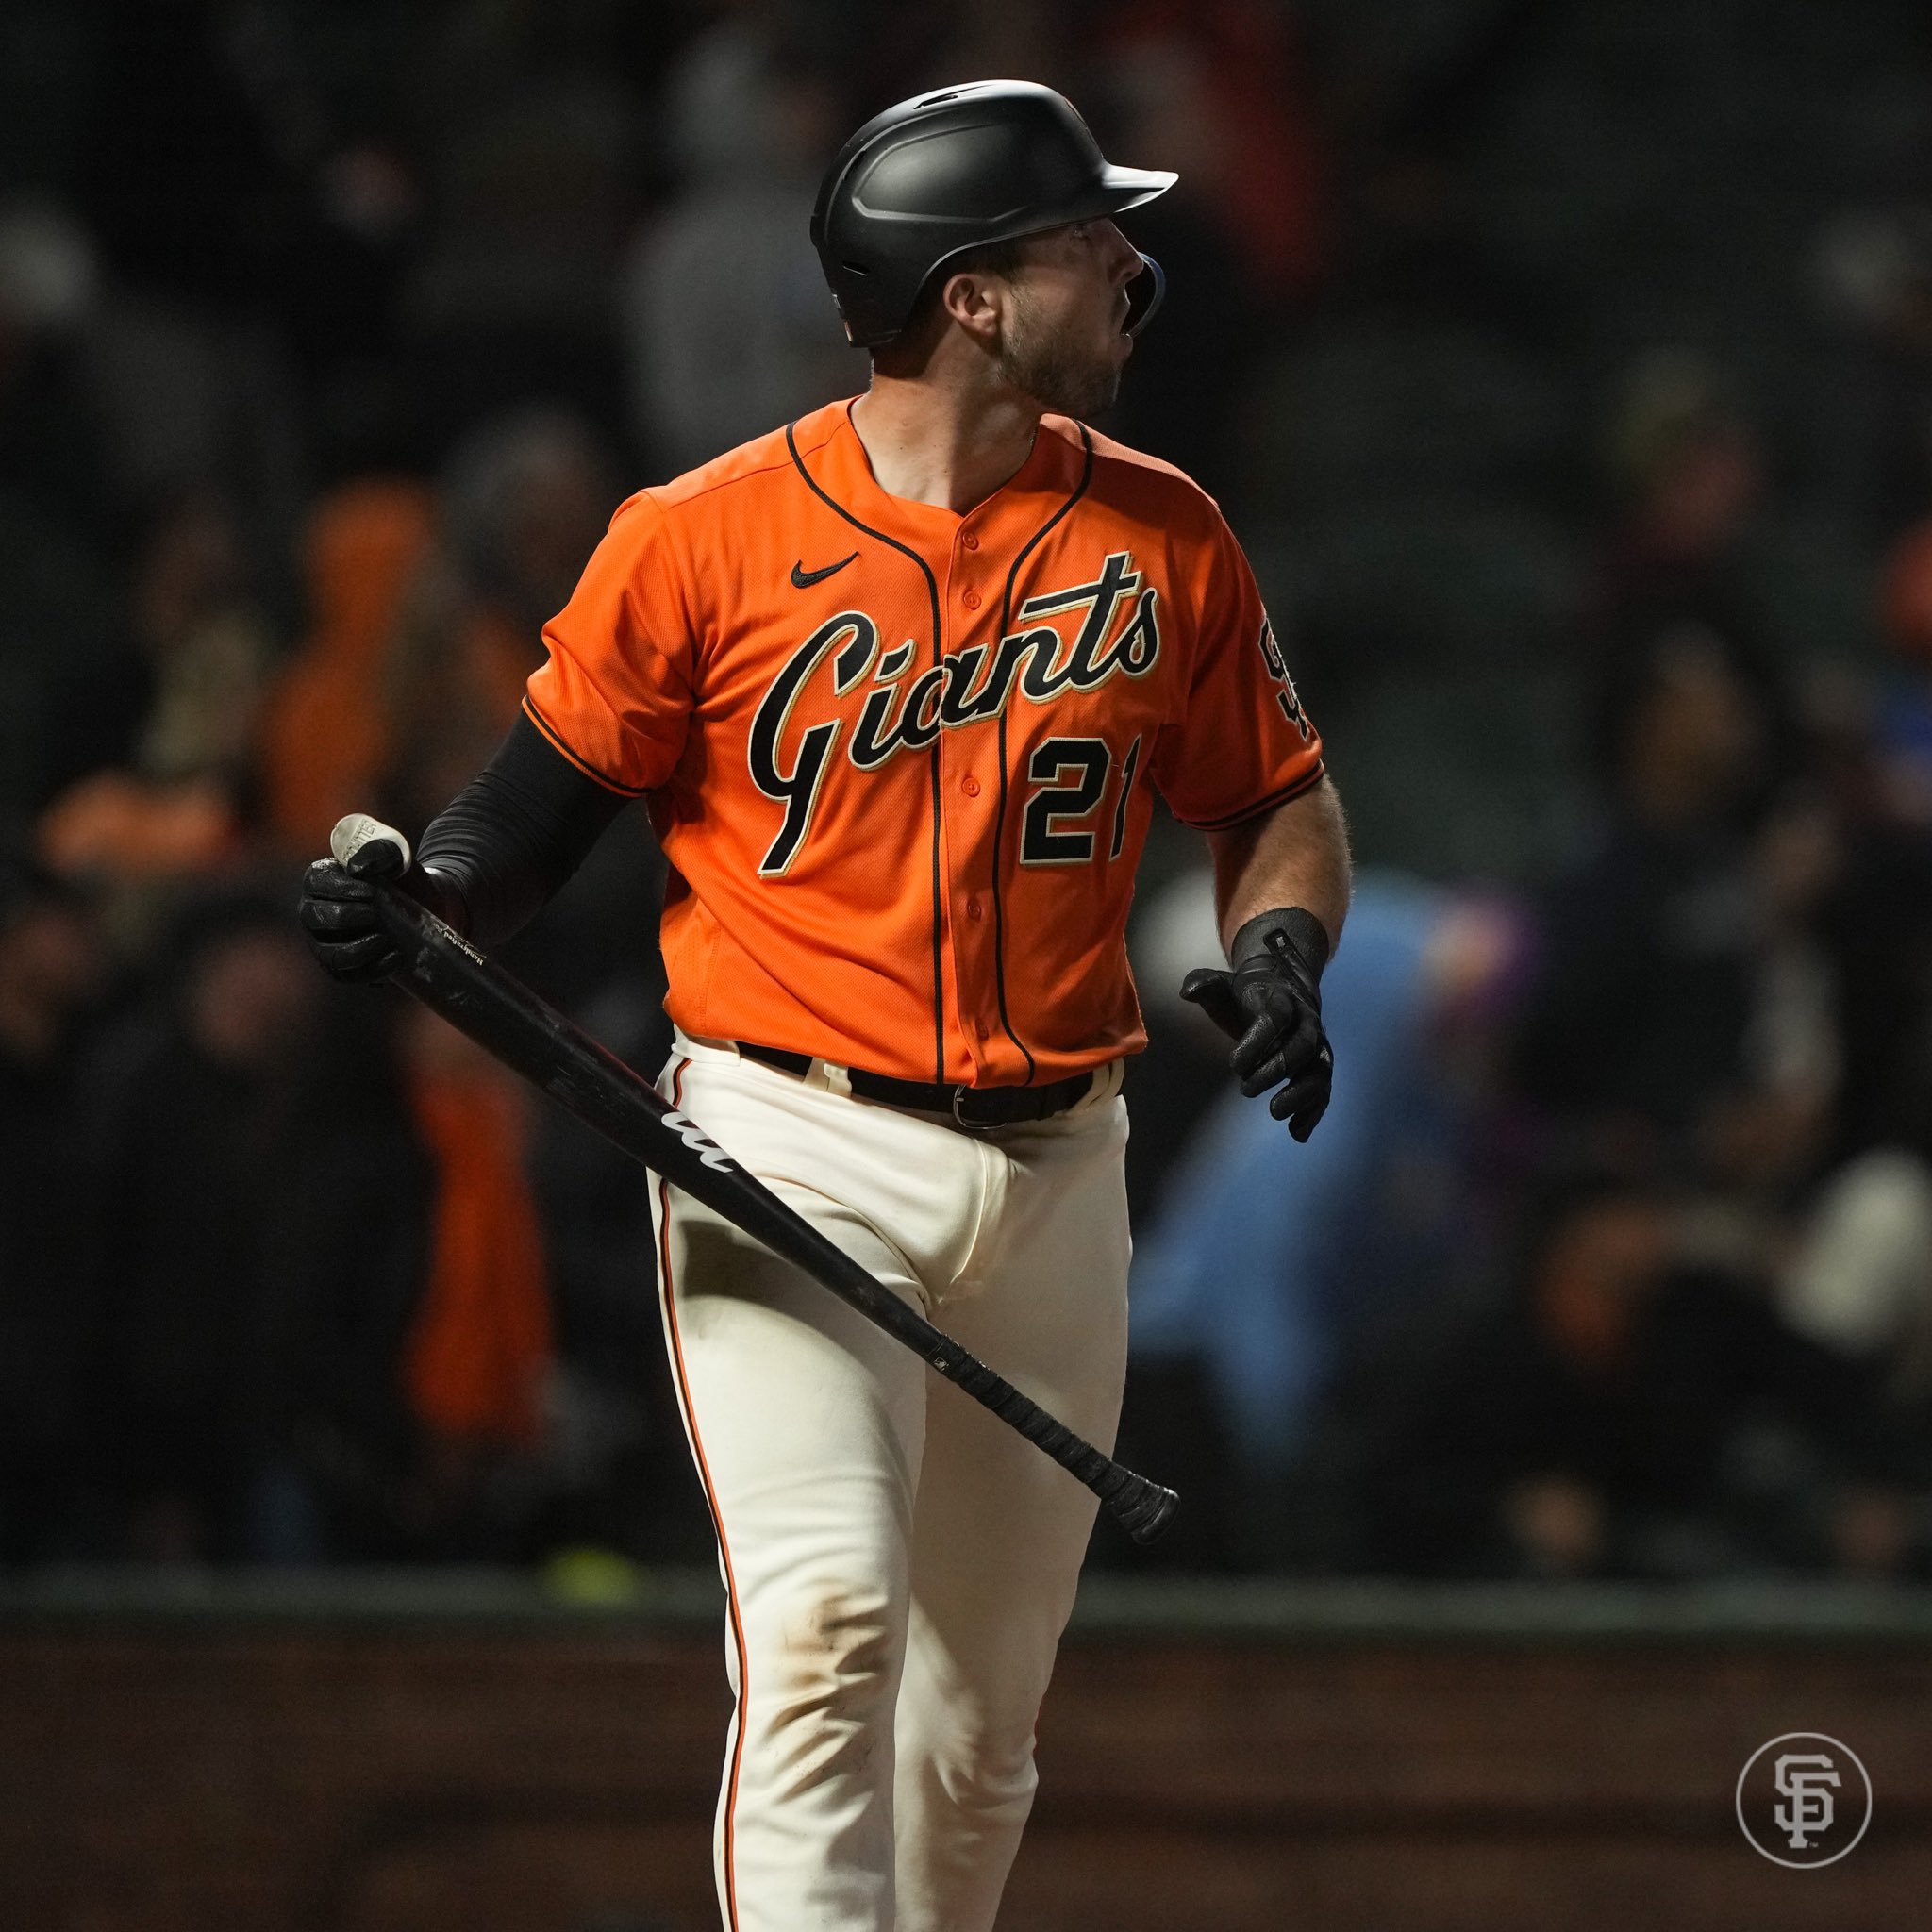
995, 283, 1122, 422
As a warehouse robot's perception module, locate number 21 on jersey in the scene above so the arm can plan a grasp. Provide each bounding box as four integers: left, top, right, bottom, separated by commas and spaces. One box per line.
1021, 735, 1141, 866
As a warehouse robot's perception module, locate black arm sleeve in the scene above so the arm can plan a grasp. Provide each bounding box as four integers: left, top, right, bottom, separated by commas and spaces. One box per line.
410, 708, 631, 949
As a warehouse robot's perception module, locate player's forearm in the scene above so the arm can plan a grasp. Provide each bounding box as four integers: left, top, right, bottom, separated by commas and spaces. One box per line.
412, 708, 630, 948
1205, 775, 1352, 960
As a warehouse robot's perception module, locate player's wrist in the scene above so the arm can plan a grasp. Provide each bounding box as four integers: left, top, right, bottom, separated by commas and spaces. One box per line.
405, 861, 472, 937
1228, 906, 1329, 984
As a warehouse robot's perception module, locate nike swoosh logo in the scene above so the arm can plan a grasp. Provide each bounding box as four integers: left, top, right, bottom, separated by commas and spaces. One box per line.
791, 552, 858, 589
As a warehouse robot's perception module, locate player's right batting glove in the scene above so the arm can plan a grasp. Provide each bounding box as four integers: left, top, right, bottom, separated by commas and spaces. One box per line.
1179, 907, 1334, 1142
299, 813, 463, 984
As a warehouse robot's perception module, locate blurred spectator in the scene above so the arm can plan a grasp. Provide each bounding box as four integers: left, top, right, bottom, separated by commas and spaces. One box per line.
121, 490, 276, 784
239, 989, 434, 1565
618, 21, 865, 476
35, 491, 275, 925
259, 476, 438, 855
75, 885, 331, 1561
383, 406, 619, 830
1782, 1148, 1932, 1420
1118, 873, 1527, 1566
1599, 353, 1764, 623
1591, 352, 1794, 773
398, 1004, 552, 1453
1872, 514, 1932, 821
1350, 1169, 1917, 1579
1511, 622, 1835, 1193
388, 1002, 556, 1560
0, 858, 108, 1563
1803, 615, 1932, 1164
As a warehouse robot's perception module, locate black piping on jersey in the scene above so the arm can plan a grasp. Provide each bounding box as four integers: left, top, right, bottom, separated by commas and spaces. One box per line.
989, 425, 1095, 1084
521, 693, 648, 796
786, 417, 948, 1084
1183, 760, 1329, 833
1108, 733, 1143, 862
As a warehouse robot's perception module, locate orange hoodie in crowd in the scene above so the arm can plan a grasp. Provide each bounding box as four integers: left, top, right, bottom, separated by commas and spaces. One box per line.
261, 478, 437, 852
401, 1007, 554, 1453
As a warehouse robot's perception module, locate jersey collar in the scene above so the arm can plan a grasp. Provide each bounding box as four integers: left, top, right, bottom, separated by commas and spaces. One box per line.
815, 398, 1085, 555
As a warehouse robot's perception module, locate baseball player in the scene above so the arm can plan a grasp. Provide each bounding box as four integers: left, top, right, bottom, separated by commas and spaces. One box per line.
303, 80, 1349, 1932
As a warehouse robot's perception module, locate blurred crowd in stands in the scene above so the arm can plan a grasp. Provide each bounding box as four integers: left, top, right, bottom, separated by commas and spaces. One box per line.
8, 0, 1932, 1586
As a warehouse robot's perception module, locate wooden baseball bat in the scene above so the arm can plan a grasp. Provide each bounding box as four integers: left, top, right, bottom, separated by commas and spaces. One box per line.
328, 820, 1177, 1544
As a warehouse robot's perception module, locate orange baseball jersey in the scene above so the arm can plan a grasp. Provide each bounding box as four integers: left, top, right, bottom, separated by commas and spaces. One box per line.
524, 398, 1324, 1086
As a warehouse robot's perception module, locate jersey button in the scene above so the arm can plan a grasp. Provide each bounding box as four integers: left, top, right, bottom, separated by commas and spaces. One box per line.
966, 896, 983, 921
961, 589, 981, 609
961, 532, 980, 551
961, 774, 981, 798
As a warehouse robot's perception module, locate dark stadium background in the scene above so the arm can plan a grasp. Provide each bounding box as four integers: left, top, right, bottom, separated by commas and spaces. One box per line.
1, 2, 1929, 1925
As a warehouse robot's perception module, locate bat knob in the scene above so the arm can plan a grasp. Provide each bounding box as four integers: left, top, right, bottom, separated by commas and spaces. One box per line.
330, 812, 413, 874
1109, 1474, 1179, 1546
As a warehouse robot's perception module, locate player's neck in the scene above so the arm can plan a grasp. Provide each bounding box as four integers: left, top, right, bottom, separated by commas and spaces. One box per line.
849, 375, 1042, 516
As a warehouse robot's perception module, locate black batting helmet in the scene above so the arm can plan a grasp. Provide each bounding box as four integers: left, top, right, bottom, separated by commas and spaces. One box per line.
810, 79, 1176, 350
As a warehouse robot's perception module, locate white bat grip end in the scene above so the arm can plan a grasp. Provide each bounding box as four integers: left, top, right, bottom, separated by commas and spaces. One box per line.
329, 813, 413, 872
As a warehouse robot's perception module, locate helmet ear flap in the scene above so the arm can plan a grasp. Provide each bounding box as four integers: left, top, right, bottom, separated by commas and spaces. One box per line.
1123, 254, 1166, 338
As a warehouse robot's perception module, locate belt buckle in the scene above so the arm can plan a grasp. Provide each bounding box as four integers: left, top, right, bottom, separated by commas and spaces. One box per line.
951, 1086, 1008, 1131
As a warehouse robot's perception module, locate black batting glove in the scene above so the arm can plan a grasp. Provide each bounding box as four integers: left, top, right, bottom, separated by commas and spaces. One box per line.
300, 814, 468, 985
299, 822, 411, 984
1179, 907, 1335, 1142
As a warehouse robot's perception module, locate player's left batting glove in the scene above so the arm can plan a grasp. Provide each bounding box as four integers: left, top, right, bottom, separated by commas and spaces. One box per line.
1179, 907, 1334, 1142
299, 813, 465, 984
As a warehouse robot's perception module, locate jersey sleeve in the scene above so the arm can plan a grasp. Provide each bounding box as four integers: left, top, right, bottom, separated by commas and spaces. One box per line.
1148, 512, 1324, 830
522, 491, 698, 796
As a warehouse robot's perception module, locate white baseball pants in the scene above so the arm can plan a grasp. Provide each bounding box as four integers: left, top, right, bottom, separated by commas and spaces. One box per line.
650, 1032, 1131, 1932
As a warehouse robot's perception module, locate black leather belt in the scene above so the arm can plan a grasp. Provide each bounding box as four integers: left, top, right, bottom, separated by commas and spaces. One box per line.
733, 1041, 1098, 1129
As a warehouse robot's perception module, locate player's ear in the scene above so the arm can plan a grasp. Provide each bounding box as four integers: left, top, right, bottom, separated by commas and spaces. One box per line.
939, 266, 1006, 345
